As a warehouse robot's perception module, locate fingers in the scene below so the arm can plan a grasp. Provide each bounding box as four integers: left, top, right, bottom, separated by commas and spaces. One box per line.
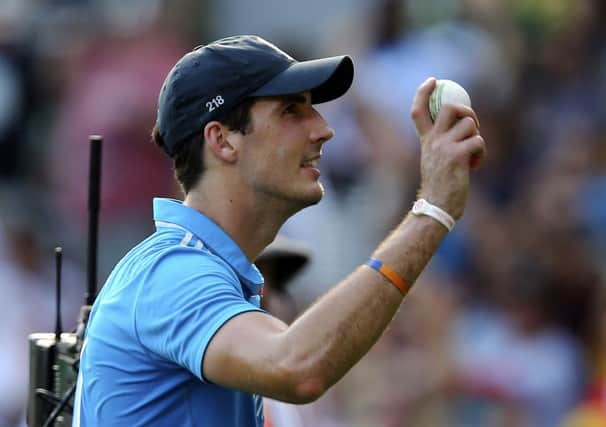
434, 103, 480, 134
410, 77, 436, 138
436, 104, 484, 169
447, 116, 478, 142
459, 135, 487, 169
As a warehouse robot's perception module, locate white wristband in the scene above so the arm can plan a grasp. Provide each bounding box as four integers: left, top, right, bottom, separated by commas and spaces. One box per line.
411, 199, 456, 232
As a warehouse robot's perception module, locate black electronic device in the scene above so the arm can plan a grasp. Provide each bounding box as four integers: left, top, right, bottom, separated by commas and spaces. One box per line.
26, 135, 103, 427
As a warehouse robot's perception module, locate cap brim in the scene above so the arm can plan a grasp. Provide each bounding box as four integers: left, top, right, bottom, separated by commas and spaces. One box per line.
251, 55, 353, 104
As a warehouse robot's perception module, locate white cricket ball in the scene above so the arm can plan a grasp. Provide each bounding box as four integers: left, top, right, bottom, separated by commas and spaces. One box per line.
429, 79, 472, 122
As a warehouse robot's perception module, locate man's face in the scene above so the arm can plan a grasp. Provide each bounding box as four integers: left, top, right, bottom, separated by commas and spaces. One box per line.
235, 92, 335, 210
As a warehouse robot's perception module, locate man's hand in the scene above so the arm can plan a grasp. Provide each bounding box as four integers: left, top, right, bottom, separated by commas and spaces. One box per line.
410, 77, 486, 220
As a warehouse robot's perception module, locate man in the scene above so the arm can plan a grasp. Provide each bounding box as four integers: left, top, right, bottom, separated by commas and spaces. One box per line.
74, 35, 485, 426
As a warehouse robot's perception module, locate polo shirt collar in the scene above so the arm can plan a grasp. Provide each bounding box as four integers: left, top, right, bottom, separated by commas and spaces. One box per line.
152, 198, 264, 294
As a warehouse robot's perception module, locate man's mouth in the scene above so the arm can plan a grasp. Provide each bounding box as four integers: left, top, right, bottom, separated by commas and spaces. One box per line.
301, 156, 320, 168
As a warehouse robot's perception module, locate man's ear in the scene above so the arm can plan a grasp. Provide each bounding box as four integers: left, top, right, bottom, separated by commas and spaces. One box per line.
204, 121, 238, 163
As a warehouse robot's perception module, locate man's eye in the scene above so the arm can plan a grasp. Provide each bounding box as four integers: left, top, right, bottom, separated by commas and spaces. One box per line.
283, 104, 298, 114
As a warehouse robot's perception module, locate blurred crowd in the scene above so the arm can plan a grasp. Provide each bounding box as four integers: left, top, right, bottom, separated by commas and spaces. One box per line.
1, 0, 605, 426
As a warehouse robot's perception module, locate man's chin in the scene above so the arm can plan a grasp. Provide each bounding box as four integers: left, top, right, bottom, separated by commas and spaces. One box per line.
292, 185, 324, 211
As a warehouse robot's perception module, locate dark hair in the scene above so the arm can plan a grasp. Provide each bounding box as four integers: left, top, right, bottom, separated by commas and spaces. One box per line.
152, 97, 257, 194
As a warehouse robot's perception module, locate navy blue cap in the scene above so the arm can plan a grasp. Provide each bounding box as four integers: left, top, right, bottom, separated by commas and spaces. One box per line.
156, 35, 354, 157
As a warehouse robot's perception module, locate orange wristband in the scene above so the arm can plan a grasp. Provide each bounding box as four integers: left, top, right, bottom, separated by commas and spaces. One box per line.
366, 258, 409, 296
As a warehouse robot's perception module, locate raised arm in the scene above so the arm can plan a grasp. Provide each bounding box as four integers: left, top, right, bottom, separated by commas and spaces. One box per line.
203, 77, 486, 403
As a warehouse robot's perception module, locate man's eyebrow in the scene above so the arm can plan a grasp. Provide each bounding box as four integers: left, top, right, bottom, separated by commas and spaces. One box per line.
268, 93, 309, 115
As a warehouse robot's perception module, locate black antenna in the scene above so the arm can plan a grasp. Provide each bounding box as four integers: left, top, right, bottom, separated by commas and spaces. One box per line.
86, 135, 102, 306
54, 247, 63, 342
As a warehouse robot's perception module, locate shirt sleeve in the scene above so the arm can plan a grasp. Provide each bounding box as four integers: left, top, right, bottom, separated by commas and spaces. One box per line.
134, 250, 263, 381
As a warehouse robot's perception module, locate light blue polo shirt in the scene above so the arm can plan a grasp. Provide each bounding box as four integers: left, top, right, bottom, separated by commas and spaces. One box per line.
73, 198, 265, 427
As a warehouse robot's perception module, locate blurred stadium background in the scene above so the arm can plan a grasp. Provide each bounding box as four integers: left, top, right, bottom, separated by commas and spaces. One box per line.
1, 0, 606, 426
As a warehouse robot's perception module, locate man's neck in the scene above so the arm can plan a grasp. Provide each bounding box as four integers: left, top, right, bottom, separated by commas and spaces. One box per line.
183, 180, 293, 262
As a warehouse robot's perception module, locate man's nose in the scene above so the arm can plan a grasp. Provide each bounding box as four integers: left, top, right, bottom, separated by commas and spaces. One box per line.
310, 113, 335, 145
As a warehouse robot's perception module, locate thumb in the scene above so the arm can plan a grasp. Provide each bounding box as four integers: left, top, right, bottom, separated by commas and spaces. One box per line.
410, 77, 436, 139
